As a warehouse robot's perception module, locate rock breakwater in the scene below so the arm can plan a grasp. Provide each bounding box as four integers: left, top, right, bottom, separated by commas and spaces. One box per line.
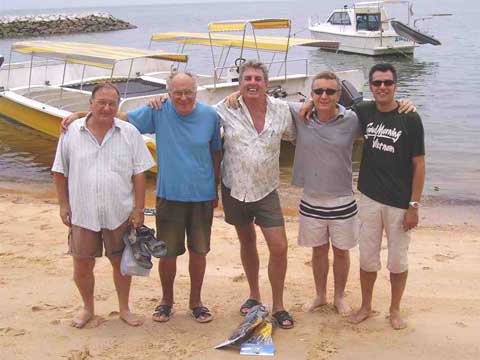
0, 13, 136, 39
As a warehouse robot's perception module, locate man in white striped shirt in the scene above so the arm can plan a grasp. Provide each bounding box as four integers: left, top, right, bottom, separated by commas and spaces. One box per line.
52, 83, 155, 328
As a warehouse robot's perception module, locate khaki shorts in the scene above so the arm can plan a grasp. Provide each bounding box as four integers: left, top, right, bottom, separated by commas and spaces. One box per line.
221, 183, 284, 228
156, 197, 213, 257
68, 221, 128, 259
358, 194, 411, 273
298, 193, 359, 250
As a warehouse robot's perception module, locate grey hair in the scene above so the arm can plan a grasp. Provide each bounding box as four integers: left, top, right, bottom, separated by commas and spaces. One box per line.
239, 60, 269, 83
310, 71, 342, 90
166, 71, 197, 90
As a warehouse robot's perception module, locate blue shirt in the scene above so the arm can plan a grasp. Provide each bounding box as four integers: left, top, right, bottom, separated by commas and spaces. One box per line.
128, 100, 221, 201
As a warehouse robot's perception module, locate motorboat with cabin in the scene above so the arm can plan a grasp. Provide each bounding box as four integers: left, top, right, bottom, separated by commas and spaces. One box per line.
308, 1, 441, 56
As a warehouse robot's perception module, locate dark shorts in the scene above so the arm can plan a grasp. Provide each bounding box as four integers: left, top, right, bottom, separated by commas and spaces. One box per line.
68, 221, 128, 259
221, 183, 285, 228
155, 197, 213, 256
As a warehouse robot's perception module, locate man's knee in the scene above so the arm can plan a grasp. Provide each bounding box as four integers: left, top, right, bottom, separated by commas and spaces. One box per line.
313, 244, 330, 258
332, 246, 349, 259
73, 257, 95, 276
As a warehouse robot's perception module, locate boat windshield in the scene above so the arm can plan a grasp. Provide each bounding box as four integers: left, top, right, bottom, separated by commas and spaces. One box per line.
356, 13, 381, 31
327, 12, 352, 25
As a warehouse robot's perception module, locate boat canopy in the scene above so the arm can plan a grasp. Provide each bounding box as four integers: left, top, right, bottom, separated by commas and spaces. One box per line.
11, 41, 188, 69
207, 18, 291, 32
151, 32, 339, 51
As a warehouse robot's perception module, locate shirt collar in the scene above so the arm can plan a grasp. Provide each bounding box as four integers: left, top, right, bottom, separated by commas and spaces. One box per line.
312, 103, 346, 124
79, 113, 121, 131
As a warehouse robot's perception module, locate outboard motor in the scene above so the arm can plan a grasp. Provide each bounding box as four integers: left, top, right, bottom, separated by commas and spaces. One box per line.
339, 79, 363, 108
267, 85, 288, 99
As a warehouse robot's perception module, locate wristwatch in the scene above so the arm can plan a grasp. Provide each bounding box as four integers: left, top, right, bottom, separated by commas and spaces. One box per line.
409, 201, 421, 209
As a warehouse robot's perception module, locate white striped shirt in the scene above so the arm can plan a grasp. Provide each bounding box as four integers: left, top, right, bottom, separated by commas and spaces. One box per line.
52, 117, 155, 231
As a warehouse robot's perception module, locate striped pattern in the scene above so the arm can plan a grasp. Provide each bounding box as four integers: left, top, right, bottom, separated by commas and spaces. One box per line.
52, 117, 155, 231
300, 199, 358, 220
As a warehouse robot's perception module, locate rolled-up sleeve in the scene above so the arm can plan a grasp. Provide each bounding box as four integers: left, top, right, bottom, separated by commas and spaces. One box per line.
52, 134, 69, 177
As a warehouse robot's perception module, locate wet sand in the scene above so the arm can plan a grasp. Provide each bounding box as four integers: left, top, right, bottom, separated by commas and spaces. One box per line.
0, 189, 479, 360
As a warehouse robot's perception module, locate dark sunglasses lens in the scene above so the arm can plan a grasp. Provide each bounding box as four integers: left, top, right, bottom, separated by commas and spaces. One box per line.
371, 80, 395, 87
313, 88, 337, 95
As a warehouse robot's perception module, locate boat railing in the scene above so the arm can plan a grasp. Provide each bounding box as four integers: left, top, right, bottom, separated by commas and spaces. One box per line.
212, 58, 309, 88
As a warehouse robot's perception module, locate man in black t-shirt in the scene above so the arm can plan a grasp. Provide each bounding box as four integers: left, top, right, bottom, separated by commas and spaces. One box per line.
348, 63, 425, 330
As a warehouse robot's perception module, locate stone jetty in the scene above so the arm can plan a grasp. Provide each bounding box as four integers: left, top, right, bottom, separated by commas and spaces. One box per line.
0, 13, 137, 39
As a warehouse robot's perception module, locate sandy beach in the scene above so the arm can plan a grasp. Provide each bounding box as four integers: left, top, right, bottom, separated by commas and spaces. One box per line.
0, 189, 479, 360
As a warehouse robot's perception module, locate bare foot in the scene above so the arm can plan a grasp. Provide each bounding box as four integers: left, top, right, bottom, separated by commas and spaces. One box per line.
389, 310, 407, 330
333, 297, 352, 316
120, 310, 144, 326
348, 307, 373, 324
71, 309, 93, 329
303, 296, 327, 312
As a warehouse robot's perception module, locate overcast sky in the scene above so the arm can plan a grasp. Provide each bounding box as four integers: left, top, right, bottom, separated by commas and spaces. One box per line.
0, 0, 247, 12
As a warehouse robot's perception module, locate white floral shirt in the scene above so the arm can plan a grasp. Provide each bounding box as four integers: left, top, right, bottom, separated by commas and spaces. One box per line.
217, 96, 296, 202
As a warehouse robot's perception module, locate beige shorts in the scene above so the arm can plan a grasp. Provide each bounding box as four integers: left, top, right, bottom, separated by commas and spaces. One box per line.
358, 194, 410, 273
298, 193, 359, 250
68, 221, 128, 259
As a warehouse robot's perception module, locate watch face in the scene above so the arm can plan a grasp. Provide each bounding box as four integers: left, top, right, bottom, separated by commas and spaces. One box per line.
409, 201, 420, 209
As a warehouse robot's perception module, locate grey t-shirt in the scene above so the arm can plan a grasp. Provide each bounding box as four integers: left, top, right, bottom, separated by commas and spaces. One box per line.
290, 103, 362, 196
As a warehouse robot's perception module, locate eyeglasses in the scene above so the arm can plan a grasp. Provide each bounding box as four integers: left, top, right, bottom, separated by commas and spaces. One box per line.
370, 80, 396, 87
171, 90, 196, 98
312, 88, 338, 96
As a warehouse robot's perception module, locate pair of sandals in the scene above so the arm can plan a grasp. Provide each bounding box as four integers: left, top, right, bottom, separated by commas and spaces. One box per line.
123, 225, 167, 269
240, 299, 294, 329
152, 304, 213, 323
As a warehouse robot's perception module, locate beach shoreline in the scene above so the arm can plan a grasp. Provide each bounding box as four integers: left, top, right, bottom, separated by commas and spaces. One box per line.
1, 189, 479, 359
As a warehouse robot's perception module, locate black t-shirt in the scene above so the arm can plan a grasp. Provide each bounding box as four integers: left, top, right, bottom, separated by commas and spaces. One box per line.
353, 101, 425, 209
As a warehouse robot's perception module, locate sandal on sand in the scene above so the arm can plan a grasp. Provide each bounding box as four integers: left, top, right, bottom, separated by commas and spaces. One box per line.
136, 225, 167, 258
123, 228, 153, 269
272, 310, 294, 329
239, 299, 261, 316
191, 306, 213, 323
152, 305, 173, 322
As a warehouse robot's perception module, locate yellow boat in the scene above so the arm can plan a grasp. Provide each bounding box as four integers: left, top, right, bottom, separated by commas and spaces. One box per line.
0, 41, 189, 173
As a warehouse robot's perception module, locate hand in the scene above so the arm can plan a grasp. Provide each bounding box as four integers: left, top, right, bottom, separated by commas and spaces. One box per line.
147, 95, 168, 110
403, 208, 419, 231
61, 113, 84, 132
397, 99, 416, 113
224, 91, 241, 109
299, 100, 314, 122
129, 208, 145, 228
59, 204, 72, 227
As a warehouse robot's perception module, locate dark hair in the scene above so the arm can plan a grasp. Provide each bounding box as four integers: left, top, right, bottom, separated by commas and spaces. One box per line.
90, 82, 120, 102
368, 63, 397, 83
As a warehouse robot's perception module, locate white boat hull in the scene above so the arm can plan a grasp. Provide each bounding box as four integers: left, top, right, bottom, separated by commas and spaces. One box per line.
309, 27, 415, 56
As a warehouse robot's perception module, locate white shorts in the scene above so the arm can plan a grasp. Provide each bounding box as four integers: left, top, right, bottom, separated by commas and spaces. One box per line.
298, 193, 359, 250
358, 194, 411, 273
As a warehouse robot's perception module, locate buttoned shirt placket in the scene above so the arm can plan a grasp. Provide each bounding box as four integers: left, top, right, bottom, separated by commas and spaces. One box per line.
80, 124, 117, 229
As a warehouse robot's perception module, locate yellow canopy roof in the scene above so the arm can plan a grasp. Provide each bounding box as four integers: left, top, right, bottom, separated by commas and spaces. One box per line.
208, 18, 291, 32
11, 41, 188, 69
151, 32, 339, 51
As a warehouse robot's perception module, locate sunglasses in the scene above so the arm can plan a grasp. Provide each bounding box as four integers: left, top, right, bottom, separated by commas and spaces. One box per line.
370, 80, 396, 87
312, 88, 338, 96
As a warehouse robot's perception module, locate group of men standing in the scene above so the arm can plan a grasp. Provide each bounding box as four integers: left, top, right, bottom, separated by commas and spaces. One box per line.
54, 61, 424, 331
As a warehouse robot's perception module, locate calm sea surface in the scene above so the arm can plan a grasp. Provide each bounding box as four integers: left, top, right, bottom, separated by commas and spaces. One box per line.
0, 0, 479, 205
